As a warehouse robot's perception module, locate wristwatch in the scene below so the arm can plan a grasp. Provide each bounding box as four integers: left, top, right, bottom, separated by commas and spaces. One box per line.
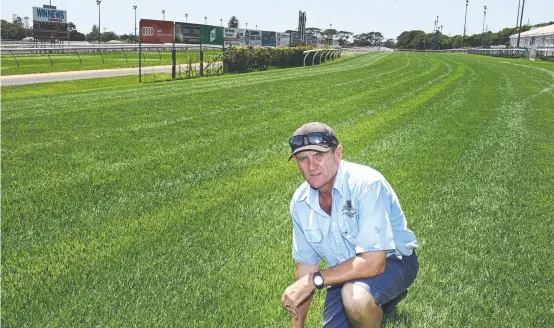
312, 271, 324, 290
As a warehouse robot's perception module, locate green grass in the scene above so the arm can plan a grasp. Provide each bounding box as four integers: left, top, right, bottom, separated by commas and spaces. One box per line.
1, 49, 221, 75
2, 52, 554, 327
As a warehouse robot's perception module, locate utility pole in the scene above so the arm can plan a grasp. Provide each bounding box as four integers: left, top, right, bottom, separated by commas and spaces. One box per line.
462, 0, 469, 48
517, 0, 526, 47
133, 5, 137, 43
96, 0, 101, 44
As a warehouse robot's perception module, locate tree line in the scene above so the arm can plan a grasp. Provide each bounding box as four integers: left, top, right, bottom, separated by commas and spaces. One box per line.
395, 21, 554, 50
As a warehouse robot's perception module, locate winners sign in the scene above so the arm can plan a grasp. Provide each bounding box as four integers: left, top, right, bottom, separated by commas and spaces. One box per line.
140, 19, 174, 44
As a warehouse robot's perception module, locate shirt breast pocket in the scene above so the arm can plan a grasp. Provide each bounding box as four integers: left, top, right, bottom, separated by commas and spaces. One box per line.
339, 215, 359, 247
304, 229, 325, 257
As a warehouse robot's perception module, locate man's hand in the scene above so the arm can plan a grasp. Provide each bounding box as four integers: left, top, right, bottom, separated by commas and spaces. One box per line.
281, 273, 316, 316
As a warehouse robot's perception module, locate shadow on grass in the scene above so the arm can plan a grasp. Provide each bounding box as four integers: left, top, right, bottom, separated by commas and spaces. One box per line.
382, 309, 412, 327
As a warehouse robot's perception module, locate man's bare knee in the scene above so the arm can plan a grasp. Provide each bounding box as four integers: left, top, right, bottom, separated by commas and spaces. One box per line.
341, 283, 382, 328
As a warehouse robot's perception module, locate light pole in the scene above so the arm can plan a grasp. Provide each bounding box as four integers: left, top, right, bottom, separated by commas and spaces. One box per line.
185, 13, 188, 23
516, 0, 526, 47
482, 6, 487, 47
220, 18, 222, 27
96, 0, 101, 44
133, 5, 137, 43
462, 0, 469, 48
162, 10, 165, 20
246, 22, 248, 29
204, 16, 207, 24
255, 25, 257, 30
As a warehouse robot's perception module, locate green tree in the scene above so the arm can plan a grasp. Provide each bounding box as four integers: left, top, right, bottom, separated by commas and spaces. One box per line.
383, 38, 396, 48
306, 27, 322, 37
228, 16, 239, 28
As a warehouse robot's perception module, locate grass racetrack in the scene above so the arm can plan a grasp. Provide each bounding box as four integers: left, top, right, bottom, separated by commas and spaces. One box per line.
1, 49, 217, 76
2, 52, 554, 327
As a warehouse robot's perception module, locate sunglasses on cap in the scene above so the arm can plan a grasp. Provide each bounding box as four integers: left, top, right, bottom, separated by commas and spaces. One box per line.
288, 132, 339, 151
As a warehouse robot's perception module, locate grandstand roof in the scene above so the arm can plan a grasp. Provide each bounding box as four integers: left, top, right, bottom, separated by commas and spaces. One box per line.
510, 24, 554, 38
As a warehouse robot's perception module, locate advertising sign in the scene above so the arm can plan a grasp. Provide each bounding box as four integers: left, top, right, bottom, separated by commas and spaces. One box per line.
276, 32, 290, 47
201, 25, 224, 45
175, 22, 201, 44
245, 30, 262, 46
262, 31, 276, 47
290, 32, 301, 46
307, 34, 318, 46
224, 28, 246, 47
140, 19, 174, 44
33, 7, 67, 23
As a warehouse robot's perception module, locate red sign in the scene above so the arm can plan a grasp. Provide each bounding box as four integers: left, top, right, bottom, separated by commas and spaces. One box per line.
139, 19, 174, 44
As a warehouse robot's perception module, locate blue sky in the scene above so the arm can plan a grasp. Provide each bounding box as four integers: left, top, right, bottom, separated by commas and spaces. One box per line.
2, 0, 552, 40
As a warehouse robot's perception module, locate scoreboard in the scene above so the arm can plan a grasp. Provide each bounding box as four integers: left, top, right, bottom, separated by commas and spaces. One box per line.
32, 6, 69, 41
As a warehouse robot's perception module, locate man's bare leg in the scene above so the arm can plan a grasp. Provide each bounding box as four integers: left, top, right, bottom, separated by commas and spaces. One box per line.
341, 283, 383, 328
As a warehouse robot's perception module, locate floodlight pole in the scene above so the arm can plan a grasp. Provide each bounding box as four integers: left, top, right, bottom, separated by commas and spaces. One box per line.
205, 17, 207, 24
220, 18, 222, 27
516, 0, 525, 47
185, 13, 188, 23
482, 6, 487, 47
133, 5, 137, 43
96, 0, 101, 44
462, 0, 468, 48
162, 10, 165, 20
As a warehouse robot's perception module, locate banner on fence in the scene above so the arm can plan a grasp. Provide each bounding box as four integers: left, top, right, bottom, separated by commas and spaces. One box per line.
224, 28, 246, 47
245, 30, 262, 46
262, 31, 276, 47
33, 7, 67, 23
175, 22, 201, 44
276, 32, 290, 47
290, 32, 301, 46
202, 25, 224, 45
140, 19, 174, 44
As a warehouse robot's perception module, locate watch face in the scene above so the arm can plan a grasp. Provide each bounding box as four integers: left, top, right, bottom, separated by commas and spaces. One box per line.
314, 275, 324, 286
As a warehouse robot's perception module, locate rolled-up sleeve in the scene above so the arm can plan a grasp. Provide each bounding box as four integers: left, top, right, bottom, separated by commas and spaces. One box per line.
354, 181, 396, 254
291, 201, 321, 265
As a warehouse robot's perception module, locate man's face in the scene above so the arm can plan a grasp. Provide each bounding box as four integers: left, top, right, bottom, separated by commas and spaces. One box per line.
294, 145, 342, 190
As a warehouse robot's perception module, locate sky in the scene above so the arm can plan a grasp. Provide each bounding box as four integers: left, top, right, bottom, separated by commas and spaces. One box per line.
2, 0, 552, 40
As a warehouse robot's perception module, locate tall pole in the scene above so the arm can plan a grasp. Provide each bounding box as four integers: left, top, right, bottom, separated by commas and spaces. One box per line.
220, 18, 222, 27
482, 6, 487, 33
462, 0, 469, 48
246, 22, 248, 29
96, 0, 101, 44
162, 10, 165, 20
516, 0, 526, 47
204, 17, 207, 24
516, 0, 521, 30
133, 5, 137, 43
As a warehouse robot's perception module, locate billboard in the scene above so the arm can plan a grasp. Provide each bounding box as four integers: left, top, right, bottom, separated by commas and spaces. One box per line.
33, 7, 67, 23
201, 25, 224, 45
262, 31, 276, 47
290, 31, 301, 46
32, 21, 69, 40
224, 28, 246, 47
140, 19, 174, 44
245, 30, 262, 46
276, 32, 290, 47
175, 22, 201, 44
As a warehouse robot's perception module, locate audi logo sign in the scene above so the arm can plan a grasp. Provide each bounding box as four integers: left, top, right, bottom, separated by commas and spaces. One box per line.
139, 19, 174, 44
141, 26, 154, 36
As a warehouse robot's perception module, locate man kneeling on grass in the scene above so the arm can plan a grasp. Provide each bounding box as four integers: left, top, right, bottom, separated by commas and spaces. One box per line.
281, 122, 419, 328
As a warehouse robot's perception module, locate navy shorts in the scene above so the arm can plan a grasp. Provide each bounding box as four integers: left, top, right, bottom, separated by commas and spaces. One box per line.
322, 252, 419, 327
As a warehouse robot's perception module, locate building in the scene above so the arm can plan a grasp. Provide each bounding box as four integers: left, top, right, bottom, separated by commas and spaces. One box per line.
510, 24, 554, 48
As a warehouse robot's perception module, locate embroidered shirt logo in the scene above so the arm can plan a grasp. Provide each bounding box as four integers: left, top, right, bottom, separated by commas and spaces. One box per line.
342, 200, 357, 218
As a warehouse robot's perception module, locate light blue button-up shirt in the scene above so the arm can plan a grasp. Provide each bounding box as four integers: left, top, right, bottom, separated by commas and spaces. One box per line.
291, 160, 418, 267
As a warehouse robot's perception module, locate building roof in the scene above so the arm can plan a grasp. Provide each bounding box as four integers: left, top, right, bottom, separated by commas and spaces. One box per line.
510, 24, 554, 38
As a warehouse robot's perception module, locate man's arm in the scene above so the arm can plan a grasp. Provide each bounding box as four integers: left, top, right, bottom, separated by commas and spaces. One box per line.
319, 250, 387, 287
291, 263, 320, 328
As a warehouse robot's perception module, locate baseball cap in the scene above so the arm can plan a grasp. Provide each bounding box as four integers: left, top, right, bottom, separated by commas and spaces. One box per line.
288, 122, 339, 160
